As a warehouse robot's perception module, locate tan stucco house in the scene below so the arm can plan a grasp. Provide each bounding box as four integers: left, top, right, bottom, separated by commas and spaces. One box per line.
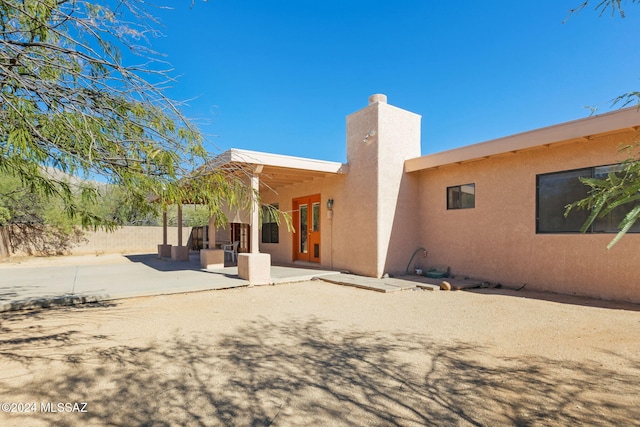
208, 94, 640, 303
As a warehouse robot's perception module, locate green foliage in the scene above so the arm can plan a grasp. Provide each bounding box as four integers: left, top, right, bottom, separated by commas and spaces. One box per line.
89, 185, 161, 226
0, 170, 94, 254
0, 206, 9, 225
0, 0, 249, 231
164, 205, 210, 227
565, 144, 640, 249
0, 171, 44, 224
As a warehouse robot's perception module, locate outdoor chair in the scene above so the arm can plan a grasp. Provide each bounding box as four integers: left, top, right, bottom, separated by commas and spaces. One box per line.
223, 241, 240, 262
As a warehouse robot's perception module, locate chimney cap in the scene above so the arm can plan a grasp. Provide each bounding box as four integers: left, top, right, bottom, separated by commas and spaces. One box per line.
368, 94, 387, 105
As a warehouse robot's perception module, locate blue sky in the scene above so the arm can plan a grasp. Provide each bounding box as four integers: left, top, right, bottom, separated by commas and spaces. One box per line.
146, 1, 640, 162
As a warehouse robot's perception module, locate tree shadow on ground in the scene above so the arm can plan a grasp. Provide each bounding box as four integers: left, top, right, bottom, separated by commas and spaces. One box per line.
0, 312, 638, 426
0, 291, 112, 312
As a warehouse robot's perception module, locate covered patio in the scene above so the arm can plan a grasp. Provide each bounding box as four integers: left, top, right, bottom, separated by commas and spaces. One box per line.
157, 149, 346, 285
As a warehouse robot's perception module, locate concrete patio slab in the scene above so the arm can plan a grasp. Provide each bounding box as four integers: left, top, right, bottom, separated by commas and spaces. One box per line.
396, 274, 442, 291
0, 252, 456, 312
318, 273, 420, 293
0, 253, 338, 312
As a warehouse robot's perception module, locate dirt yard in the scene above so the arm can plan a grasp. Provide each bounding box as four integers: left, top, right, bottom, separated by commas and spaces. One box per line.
0, 281, 639, 426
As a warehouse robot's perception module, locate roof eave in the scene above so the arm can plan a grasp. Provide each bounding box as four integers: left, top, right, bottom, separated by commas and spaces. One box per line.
214, 148, 347, 174
405, 107, 640, 172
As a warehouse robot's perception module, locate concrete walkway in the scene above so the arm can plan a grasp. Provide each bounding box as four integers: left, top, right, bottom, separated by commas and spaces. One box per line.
0, 253, 338, 312
319, 273, 439, 292
0, 252, 479, 312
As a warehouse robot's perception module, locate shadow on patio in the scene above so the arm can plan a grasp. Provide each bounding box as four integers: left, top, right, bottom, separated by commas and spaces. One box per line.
125, 252, 237, 273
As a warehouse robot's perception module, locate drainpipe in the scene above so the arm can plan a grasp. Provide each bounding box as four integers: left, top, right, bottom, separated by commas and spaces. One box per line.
406, 247, 428, 275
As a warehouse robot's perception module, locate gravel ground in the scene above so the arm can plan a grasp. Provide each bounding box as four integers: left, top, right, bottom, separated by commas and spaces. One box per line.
0, 279, 639, 426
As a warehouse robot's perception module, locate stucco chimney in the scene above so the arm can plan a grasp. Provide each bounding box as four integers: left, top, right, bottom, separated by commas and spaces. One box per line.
368, 94, 387, 105
344, 93, 421, 278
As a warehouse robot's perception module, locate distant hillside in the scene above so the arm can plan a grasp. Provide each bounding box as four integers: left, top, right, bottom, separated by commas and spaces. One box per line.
42, 167, 110, 190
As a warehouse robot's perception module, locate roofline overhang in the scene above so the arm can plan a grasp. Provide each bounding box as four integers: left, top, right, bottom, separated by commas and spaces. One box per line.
405, 107, 640, 172
212, 148, 347, 174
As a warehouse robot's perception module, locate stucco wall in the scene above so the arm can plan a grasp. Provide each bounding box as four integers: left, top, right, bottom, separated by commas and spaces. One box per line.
417, 130, 639, 303
338, 96, 424, 277
71, 226, 193, 255
376, 102, 422, 276
338, 101, 380, 276
258, 95, 424, 277
259, 176, 344, 269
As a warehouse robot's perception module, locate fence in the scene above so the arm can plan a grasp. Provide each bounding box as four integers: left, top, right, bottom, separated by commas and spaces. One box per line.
0, 225, 194, 259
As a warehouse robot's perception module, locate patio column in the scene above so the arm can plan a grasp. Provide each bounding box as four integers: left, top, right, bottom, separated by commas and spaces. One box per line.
171, 204, 189, 261
177, 205, 183, 247
238, 165, 271, 285
250, 171, 260, 254
157, 208, 172, 258
163, 210, 168, 245
200, 216, 224, 268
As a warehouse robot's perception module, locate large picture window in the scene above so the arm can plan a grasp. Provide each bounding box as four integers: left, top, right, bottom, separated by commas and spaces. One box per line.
447, 183, 475, 209
261, 204, 279, 244
536, 165, 640, 234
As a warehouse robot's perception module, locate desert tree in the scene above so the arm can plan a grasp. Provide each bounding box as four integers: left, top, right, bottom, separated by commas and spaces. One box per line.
565, 0, 640, 248
0, 0, 251, 232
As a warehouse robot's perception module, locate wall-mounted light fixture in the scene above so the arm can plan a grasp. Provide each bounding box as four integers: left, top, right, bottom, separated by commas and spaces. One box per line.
327, 198, 334, 211
363, 130, 375, 144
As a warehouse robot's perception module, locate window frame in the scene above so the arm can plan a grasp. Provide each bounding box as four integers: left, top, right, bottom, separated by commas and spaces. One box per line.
536, 164, 640, 234
447, 183, 476, 210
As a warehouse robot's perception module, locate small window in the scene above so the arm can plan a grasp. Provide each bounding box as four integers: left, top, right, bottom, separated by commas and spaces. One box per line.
261, 204, 279, 244
447, 184, 475, 209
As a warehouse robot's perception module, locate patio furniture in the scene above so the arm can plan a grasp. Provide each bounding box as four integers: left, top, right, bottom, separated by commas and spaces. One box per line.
223, 241, 240, 262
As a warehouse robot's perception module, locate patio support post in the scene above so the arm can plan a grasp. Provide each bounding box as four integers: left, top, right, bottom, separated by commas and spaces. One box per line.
157, 208, 172, 258
171, 204, 189, 261
163, 210, 168, 245
250, 173, 260, 254
238, 165, 271, 285
200, 216, 224, 269
177, 205, 183, 247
